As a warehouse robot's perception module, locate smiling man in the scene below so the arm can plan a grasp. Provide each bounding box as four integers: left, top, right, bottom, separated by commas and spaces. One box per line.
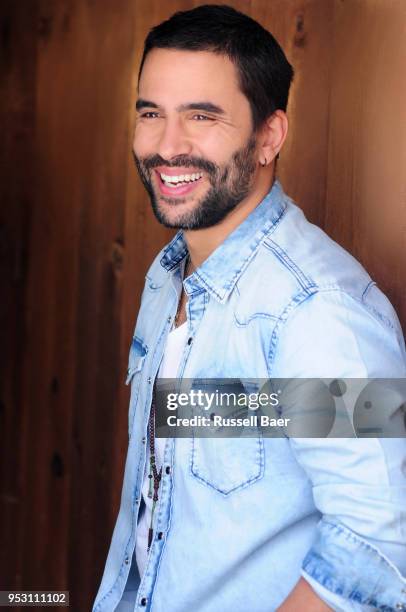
93, 5, 406, 612
133, 50, 266, 234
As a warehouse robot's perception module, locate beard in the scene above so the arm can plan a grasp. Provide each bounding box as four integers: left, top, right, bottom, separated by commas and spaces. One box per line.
133, 133, 258, 230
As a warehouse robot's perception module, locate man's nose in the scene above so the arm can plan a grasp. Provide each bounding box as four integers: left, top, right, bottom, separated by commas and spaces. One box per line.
156, 117, 192, 160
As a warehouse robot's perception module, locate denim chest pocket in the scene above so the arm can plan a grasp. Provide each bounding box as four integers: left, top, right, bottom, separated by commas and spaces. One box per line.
190, 429, 265, 496
125, 336, 148, 437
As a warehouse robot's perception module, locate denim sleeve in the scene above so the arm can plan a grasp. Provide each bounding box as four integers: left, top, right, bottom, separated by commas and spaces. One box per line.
270, 289, 406, 611
302, 570, 377, 611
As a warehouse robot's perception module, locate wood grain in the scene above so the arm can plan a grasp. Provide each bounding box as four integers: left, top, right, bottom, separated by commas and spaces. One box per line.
0, 2, 405, 611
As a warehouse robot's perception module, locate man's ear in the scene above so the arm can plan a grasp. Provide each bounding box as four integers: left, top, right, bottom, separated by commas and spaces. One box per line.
258, 110, 288, 166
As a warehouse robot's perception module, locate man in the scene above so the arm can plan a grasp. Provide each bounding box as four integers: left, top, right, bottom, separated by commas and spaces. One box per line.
93, 5, 406, 611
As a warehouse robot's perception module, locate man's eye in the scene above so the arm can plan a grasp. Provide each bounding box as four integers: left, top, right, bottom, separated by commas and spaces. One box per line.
140, 112, 159, 118
193, 114, 213, 121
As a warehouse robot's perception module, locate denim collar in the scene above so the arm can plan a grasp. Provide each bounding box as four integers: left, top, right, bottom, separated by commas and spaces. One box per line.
159, 179, 287, 303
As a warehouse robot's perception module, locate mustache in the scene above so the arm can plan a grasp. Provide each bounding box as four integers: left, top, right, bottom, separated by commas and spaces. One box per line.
138, 153, 218, 175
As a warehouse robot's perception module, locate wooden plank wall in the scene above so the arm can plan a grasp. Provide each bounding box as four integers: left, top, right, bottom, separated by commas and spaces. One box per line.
1, 1, 405, 610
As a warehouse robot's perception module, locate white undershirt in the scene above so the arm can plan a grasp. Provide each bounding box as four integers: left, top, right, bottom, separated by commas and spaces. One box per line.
135, 321, 189, 578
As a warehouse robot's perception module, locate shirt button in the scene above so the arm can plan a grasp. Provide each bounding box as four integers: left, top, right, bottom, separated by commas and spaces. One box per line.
147, 376, 152, 384
142, 437, 146, 444
187, 337, 193, 345
167, 316, 171, 323
140, 597, 148, 606
165, 465, 171, 475
124, 556, 129, 564
157, 531, 164, 540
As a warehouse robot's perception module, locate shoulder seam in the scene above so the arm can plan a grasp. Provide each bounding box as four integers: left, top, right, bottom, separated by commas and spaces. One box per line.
267, 285, 396, 376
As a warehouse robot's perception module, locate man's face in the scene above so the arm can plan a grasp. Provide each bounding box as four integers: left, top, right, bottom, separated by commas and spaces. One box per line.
133, 49, 260, 229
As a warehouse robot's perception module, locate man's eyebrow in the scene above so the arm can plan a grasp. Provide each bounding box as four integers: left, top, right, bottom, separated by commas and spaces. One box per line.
176, 102, 226, 115
135, 99, 159, 111
135, 99, 226, 115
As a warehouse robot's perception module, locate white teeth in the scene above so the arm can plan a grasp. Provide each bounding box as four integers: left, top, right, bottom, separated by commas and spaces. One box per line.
160, 171, 203, 185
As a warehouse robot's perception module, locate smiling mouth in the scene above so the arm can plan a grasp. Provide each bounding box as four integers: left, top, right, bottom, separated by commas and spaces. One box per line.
158, 170, 204, 188
154, 169, 205, 197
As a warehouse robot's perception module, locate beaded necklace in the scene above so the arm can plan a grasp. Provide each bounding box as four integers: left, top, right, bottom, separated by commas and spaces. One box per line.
146, 254, 192, 551
147, 392, 161, 551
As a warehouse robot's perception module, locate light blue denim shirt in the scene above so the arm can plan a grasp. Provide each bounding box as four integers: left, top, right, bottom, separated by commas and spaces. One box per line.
93, 180, 406, 612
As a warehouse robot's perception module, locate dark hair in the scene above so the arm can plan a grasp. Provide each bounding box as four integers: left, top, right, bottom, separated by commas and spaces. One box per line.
138, 4, 294, 131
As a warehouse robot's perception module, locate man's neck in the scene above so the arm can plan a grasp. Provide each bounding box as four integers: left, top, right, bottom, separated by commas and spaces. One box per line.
184, 169, 275, 269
